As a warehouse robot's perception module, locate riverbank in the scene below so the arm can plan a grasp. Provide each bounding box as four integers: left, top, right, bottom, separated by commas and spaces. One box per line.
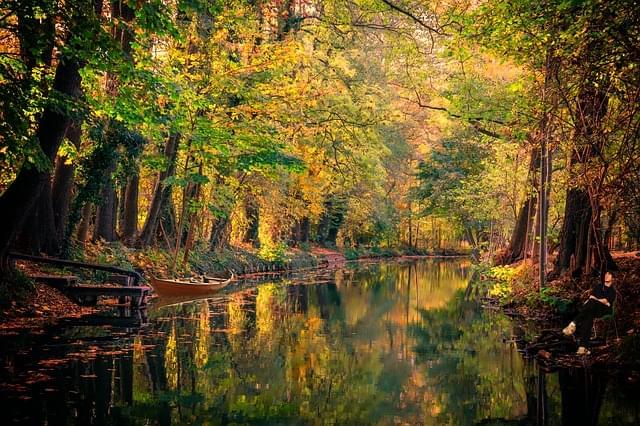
0, 242, 469, 329
474, 252, 640, 368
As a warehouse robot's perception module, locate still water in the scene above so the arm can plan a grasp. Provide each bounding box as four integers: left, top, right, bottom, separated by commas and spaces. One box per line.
1, 259, 639, 424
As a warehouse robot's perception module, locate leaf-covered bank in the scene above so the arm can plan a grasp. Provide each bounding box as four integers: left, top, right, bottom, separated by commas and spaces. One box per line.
473, 252, 640, 367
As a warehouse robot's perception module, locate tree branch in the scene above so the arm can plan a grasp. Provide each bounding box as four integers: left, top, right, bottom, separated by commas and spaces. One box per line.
401, 91, 506, 139
380, 0, 444, 35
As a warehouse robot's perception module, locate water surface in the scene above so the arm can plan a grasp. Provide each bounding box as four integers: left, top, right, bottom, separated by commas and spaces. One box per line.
1, 259, 638, 424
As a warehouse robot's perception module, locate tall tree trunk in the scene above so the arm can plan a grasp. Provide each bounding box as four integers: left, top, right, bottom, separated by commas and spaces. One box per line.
300, 216, 310, 243
18, 95, 85, 256
121, 171, 139, 243
111, 0, 140, 244
538, 137, 552, 286
158, 195, 177, 247
181, 163, 203, 267
94, 152, 118, 242
77, 203, 93, 243
94, 175, 118, 241
51, 121, 82, 252
502, 196, 537, 264
599, 210, 618, 271
242, 197, 259, 246
555, 188, 592, 276
533, 148, 553, 262
139, 133, 180, 247
408, 213, 413, 248
501, 149, 539, 264
535, 48, 559, 289
38, 179, 57, 254
0, 57, 82, 269
554, 83, 611, 276
603, 211, 616, 250
15, 177, 57, 255
209, 217, 232, 251
93, 0, 137, 243
117, 179, 127, 235
5, 2, 57, 259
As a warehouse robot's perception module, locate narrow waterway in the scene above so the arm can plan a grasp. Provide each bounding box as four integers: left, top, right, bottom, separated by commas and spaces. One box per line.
1, 259, 639, 424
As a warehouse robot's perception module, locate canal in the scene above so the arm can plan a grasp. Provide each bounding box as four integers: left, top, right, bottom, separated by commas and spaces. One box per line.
1, 259, 639, 424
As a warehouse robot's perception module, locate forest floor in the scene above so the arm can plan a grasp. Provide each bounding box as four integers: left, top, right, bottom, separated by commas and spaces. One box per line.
481, 251, 640, 369
0, 283, 96, 332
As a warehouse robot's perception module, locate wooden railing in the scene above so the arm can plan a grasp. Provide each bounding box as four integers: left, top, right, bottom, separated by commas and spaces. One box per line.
9, 252, 142, 286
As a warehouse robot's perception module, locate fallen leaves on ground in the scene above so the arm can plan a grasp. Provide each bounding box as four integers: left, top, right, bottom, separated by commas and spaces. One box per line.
0, 282, 96, 331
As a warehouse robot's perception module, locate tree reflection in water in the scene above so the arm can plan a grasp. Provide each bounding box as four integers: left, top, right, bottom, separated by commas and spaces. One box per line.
1, 260, 639, 424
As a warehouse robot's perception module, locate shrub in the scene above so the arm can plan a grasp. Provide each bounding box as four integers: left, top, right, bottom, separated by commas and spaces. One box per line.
486, 265, 517, 300
344, 248, 359, 260
535, 286, 571, 313
258, 242, 288, 263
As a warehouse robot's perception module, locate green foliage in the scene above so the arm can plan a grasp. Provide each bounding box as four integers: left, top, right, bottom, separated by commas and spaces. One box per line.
470, 263, 518, 301
62, 121, 145, 252
343, 245, 427, 261
258, 242, 288, 263
486, 266, 517, 300
415, 130, 519, 249
344, 248, 360, 261
0, 60, 48, 182
2, 0, 637, 276
236, 149, 305, 174
417, 134, 487, 213
472, 261, 571, 313
534, 286, 570, 314
0, 0, 147, 181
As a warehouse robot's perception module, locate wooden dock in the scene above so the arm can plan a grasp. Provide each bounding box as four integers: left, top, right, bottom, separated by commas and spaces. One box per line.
65, 284, 150, 307
11, 252, 149, 308
32, 274, 79, 288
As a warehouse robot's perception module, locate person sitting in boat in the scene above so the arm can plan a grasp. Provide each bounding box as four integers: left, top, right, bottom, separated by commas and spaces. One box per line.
562, 271, 616, 355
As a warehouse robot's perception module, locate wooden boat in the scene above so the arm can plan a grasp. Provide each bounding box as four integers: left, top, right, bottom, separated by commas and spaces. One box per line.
150, 273, 234, 297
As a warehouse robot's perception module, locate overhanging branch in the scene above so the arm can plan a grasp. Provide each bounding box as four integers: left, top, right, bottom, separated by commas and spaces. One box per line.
403, 90, 506, 139
380, 0, 445, 35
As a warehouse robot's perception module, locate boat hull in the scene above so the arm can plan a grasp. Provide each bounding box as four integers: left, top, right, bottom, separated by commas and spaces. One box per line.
150, 277, 231, 297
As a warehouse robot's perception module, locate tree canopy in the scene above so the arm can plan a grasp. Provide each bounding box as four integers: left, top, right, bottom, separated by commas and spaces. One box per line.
0, 0, 638, 277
